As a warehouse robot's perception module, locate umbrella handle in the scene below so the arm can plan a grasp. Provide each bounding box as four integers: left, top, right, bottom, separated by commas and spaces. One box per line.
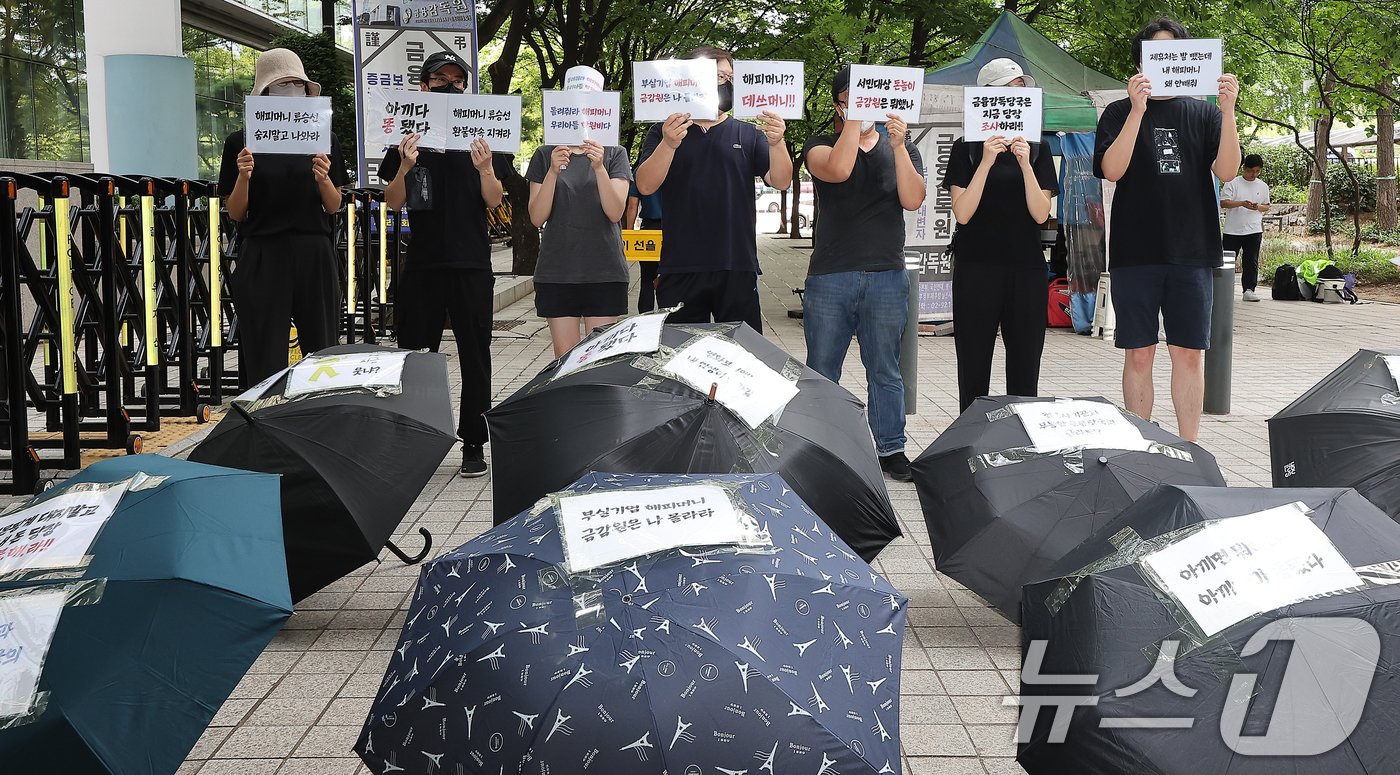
385, 528, 433, 565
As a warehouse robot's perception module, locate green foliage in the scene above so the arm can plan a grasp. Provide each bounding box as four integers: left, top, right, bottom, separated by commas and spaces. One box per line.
271, 30, 356, 182
1327, 162, 1377, 213
1260, 245, 1398, 286
1270, 183, 1307, 203
1243, 143, 1311, 189
1360, 225, 1400, 246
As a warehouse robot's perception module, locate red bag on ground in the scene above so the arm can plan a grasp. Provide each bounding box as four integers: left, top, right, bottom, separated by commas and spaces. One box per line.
1047, 277, 1073, 328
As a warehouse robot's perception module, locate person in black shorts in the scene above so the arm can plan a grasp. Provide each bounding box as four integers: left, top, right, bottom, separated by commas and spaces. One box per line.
1094, 18, 1241, 441
635, 46, 793, 333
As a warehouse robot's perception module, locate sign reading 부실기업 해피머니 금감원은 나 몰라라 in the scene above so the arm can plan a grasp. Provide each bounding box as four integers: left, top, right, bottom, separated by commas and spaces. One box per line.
245, 96, 333, 155
542, 90, 622, 147
732, 60, 804, 120
1140, 38, 1223, 97
444, 93, 521, 153
632, 59, 720, 122
844, 64, 923, 123
0, 588, 68, 719
556, 484, 751, 573
555, 311, 668, 378
962, 87, 1043, 142
662, 338, 800, 429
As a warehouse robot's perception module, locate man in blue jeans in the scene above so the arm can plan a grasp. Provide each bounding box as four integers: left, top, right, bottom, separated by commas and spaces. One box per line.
802, 66, 927, 481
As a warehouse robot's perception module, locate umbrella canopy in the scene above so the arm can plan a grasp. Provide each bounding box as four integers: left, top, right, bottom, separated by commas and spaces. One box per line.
485, 320, 901, 561
1269, 348, 1400, 523
911, 396, 1226, 623
1019, 484, 1400, 774
0, 455, 291, 774
355, 472, 908, 775
191, 344, 457, 600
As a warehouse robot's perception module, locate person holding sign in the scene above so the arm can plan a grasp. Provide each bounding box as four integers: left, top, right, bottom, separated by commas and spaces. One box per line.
526, 66, 635, 358
943, 59, 1059, 412
635, 47, 794, 333
1094, 18, 1241, 442
379, 50, 514, 478
218, 49, 350, 386
802, 66, 927, 482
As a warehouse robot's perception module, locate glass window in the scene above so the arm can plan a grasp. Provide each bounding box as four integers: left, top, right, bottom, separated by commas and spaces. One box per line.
185, 26, 259, 180
0, 0, 87, 162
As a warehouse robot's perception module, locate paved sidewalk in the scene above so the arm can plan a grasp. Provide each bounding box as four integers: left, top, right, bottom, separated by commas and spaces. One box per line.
181, 234, 1400, 774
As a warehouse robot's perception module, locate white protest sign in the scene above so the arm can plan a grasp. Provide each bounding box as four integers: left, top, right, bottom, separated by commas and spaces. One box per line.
733, 60, 804, 120
285, 351, 409, 398
542, 91, 622, 147
633, 59, 720, 122
963, 87, 1044, 142
445, 93, 521, 153
663, 338, 800, 429
1140, 503, 1362, 637
0, 588, 66, 718
845, 64, 924, 123
1140, 38, 1223, 97
0, 482, 127, 576
244, 96, 333, 155
1382, 355, 1400, 388
555, 312, 668, 378
234, 366, 290, 404
557, 484, 750, 573
1013, 400, 1151, 453
365, 86, 447, 149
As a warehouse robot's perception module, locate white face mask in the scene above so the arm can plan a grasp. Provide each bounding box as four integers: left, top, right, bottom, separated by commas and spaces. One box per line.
267, 81, 306, 97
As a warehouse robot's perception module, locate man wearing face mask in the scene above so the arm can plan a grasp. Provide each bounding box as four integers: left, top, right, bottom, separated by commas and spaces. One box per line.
635, 46, 793, 334
219, 48, 350, 387
379, 50, 513, 478
802, 66, 927, 482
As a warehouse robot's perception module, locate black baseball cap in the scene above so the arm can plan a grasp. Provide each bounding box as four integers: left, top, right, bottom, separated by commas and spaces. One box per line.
832, 66, 852, 100
422, 51, 468, 77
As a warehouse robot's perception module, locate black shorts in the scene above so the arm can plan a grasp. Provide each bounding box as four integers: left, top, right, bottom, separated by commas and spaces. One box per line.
1110, 264, 1213, 350
534, 282, 627, 318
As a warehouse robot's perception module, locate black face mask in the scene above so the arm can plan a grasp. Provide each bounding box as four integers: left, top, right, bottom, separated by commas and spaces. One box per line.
717, 81, 733, 113
429, 82, 463, 94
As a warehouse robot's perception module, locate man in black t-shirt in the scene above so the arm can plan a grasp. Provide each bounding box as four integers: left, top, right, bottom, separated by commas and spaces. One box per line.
379, 51, 512, 478
1093, 18, 1240, 442
635, 46, 794, 333
802, 66, 927, 482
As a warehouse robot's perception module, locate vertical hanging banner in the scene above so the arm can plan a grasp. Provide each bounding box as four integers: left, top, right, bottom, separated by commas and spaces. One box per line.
906, 126, 958, 320
353, 0, 478, 183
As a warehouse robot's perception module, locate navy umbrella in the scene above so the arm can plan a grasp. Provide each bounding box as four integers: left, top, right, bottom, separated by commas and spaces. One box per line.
0, 455, 291, 775
354, 472, 908, 775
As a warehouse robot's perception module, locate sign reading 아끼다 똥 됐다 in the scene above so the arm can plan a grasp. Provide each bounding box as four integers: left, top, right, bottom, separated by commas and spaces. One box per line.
1012, 400, 1151, 454
621, 229, 661, 262
962, 87, 1043, 142
245, 96, 333, 155
541, 90, 622, 147
732, 60, 804, 120
444, 93, 522, 154
632, 59, 720, 122
555, 311, 669, 378
556, 484, 749, 573
0, 481, 127, 576
0, 588, 68, 719
1139, 502, 1362, 637
662, 338, 799, 429
844, 64, 924, 123
1140, 38, 1223, 97
367, 87, 448, 149
285, 351, 408, 398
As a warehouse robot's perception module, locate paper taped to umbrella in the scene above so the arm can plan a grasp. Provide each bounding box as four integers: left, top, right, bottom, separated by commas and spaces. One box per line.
0, 580, 103, 728
1010, 399, 1151, 453
0, 478, 146, 579
661, 336, 800, 428
284, 350, 408, 398
555, 309, 671, 378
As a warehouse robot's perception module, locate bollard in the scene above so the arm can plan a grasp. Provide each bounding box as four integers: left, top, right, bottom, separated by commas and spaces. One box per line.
1204, 248, 1236, 414
902, 250, 920, 415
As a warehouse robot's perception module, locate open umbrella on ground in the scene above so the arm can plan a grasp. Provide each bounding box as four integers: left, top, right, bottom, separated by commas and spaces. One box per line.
190, 344, 455, 601
1019, 484, 1400, 774
0, 454, 290, 774
911, 396, 1226, 623
354, 472, 908, 775
486, 320, 901, 560
1269, 347, 1400, 522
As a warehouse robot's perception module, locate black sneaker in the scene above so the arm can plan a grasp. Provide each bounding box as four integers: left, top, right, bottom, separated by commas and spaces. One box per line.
460, 445, 488, 478
879, 451, 913, 482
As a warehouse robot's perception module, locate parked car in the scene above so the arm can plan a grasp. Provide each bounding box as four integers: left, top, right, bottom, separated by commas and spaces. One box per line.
755, 185, 815, 228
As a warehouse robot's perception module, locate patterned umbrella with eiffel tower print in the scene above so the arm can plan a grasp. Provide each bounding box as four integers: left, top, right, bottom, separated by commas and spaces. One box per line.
354, 472, 908, 775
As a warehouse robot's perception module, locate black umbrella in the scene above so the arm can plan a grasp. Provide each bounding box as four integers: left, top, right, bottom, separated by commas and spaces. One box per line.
1269, 347, 1400, 522
910, 396, 1226, 622
1019, 484, 1400, 775
485, 320, 901, 560
190, 344, 454, 600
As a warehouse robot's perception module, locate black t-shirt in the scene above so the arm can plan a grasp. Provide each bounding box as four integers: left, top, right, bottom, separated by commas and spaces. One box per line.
217, 129, 350, 238
804, 132, 925, 275
637, 116, 771, 274
942, 138, 1059, 268
1093, 97, 1223, 268
379, 148, 514, 271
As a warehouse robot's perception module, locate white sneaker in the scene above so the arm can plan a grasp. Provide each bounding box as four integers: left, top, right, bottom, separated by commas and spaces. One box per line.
1242, 290, 1260, 302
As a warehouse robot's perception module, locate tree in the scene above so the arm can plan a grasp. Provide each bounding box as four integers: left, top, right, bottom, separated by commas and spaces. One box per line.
271, 30, 357, 181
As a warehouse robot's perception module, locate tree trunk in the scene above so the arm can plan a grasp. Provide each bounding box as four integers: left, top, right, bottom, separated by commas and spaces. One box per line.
1306, 73, 1334, 223
1377, 73, 1397, 231
505, 170, 539, 276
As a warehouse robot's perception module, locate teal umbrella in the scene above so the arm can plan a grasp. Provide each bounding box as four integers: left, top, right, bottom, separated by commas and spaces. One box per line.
0, 455, 291, 774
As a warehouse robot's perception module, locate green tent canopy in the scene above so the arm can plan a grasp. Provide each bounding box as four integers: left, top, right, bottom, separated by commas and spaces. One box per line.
925, 11, 1123, 132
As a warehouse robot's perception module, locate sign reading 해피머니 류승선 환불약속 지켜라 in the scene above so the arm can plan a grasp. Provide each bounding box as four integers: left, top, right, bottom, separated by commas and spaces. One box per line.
1139, 38, 1223, 97
844, 64, 924, 123
632, 59, 721, 122
541, 90, 622, 147
661, 338, 800, 429
0, 481, 128, 577
731, 60, 805, 120
962, 87, 1043, 142
443, 93, 522, 153
555, 484, 751, 573
245, 96, 333, 155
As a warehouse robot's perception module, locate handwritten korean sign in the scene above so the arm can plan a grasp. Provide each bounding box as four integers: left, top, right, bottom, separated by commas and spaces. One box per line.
542, 90, 622, 147
845, 64, 923, 123
245, 96, 333, 155
557, 484, 749, 572
0, 481, 126, 576
366, 87, 447, 149
662, 338, 800, 429
0, 588, 66, 719
285, 350, 409, 398
1140, 38, 1222, 97
732, 60, 804, 120
555, 312, 669, 378
621, 229, 662, 262
1013, 400, 1150, 453
632, 59, 720, 122
963, 87, 1043, 142
1140, 503, 1362, 636
445, 93, 521, 153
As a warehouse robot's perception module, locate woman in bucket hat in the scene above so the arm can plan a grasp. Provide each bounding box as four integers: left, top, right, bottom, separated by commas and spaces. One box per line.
219, 48, 350, 386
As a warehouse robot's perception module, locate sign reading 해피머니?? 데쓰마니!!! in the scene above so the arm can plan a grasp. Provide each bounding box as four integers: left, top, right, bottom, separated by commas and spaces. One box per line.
962, 87, 1043, 143
285, 351, 409, 398
632, 59, 720, 122
244, 96, 333, 155
1012, 400, 1151, 453
541, 90, 622, 147
444, 93, 521, 153
554, 312, 668, 378
1139, 503, 1363, 637
0, 588, 68, 719
844, 64, 924, 123
662, 338, 800, 429
732, 60, 804, 120
1140, 38, 1223, 97
0, 482, 127, 577
556, 484, 751, 573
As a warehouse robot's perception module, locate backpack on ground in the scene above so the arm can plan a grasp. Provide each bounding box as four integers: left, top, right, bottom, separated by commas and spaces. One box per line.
1272, 264, 1304, 300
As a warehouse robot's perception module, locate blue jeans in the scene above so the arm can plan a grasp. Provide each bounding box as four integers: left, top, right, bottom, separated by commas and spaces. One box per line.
803, 269, 909, 456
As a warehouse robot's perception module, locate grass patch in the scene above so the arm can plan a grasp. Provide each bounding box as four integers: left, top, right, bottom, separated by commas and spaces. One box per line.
1260, 238, 1400, 285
